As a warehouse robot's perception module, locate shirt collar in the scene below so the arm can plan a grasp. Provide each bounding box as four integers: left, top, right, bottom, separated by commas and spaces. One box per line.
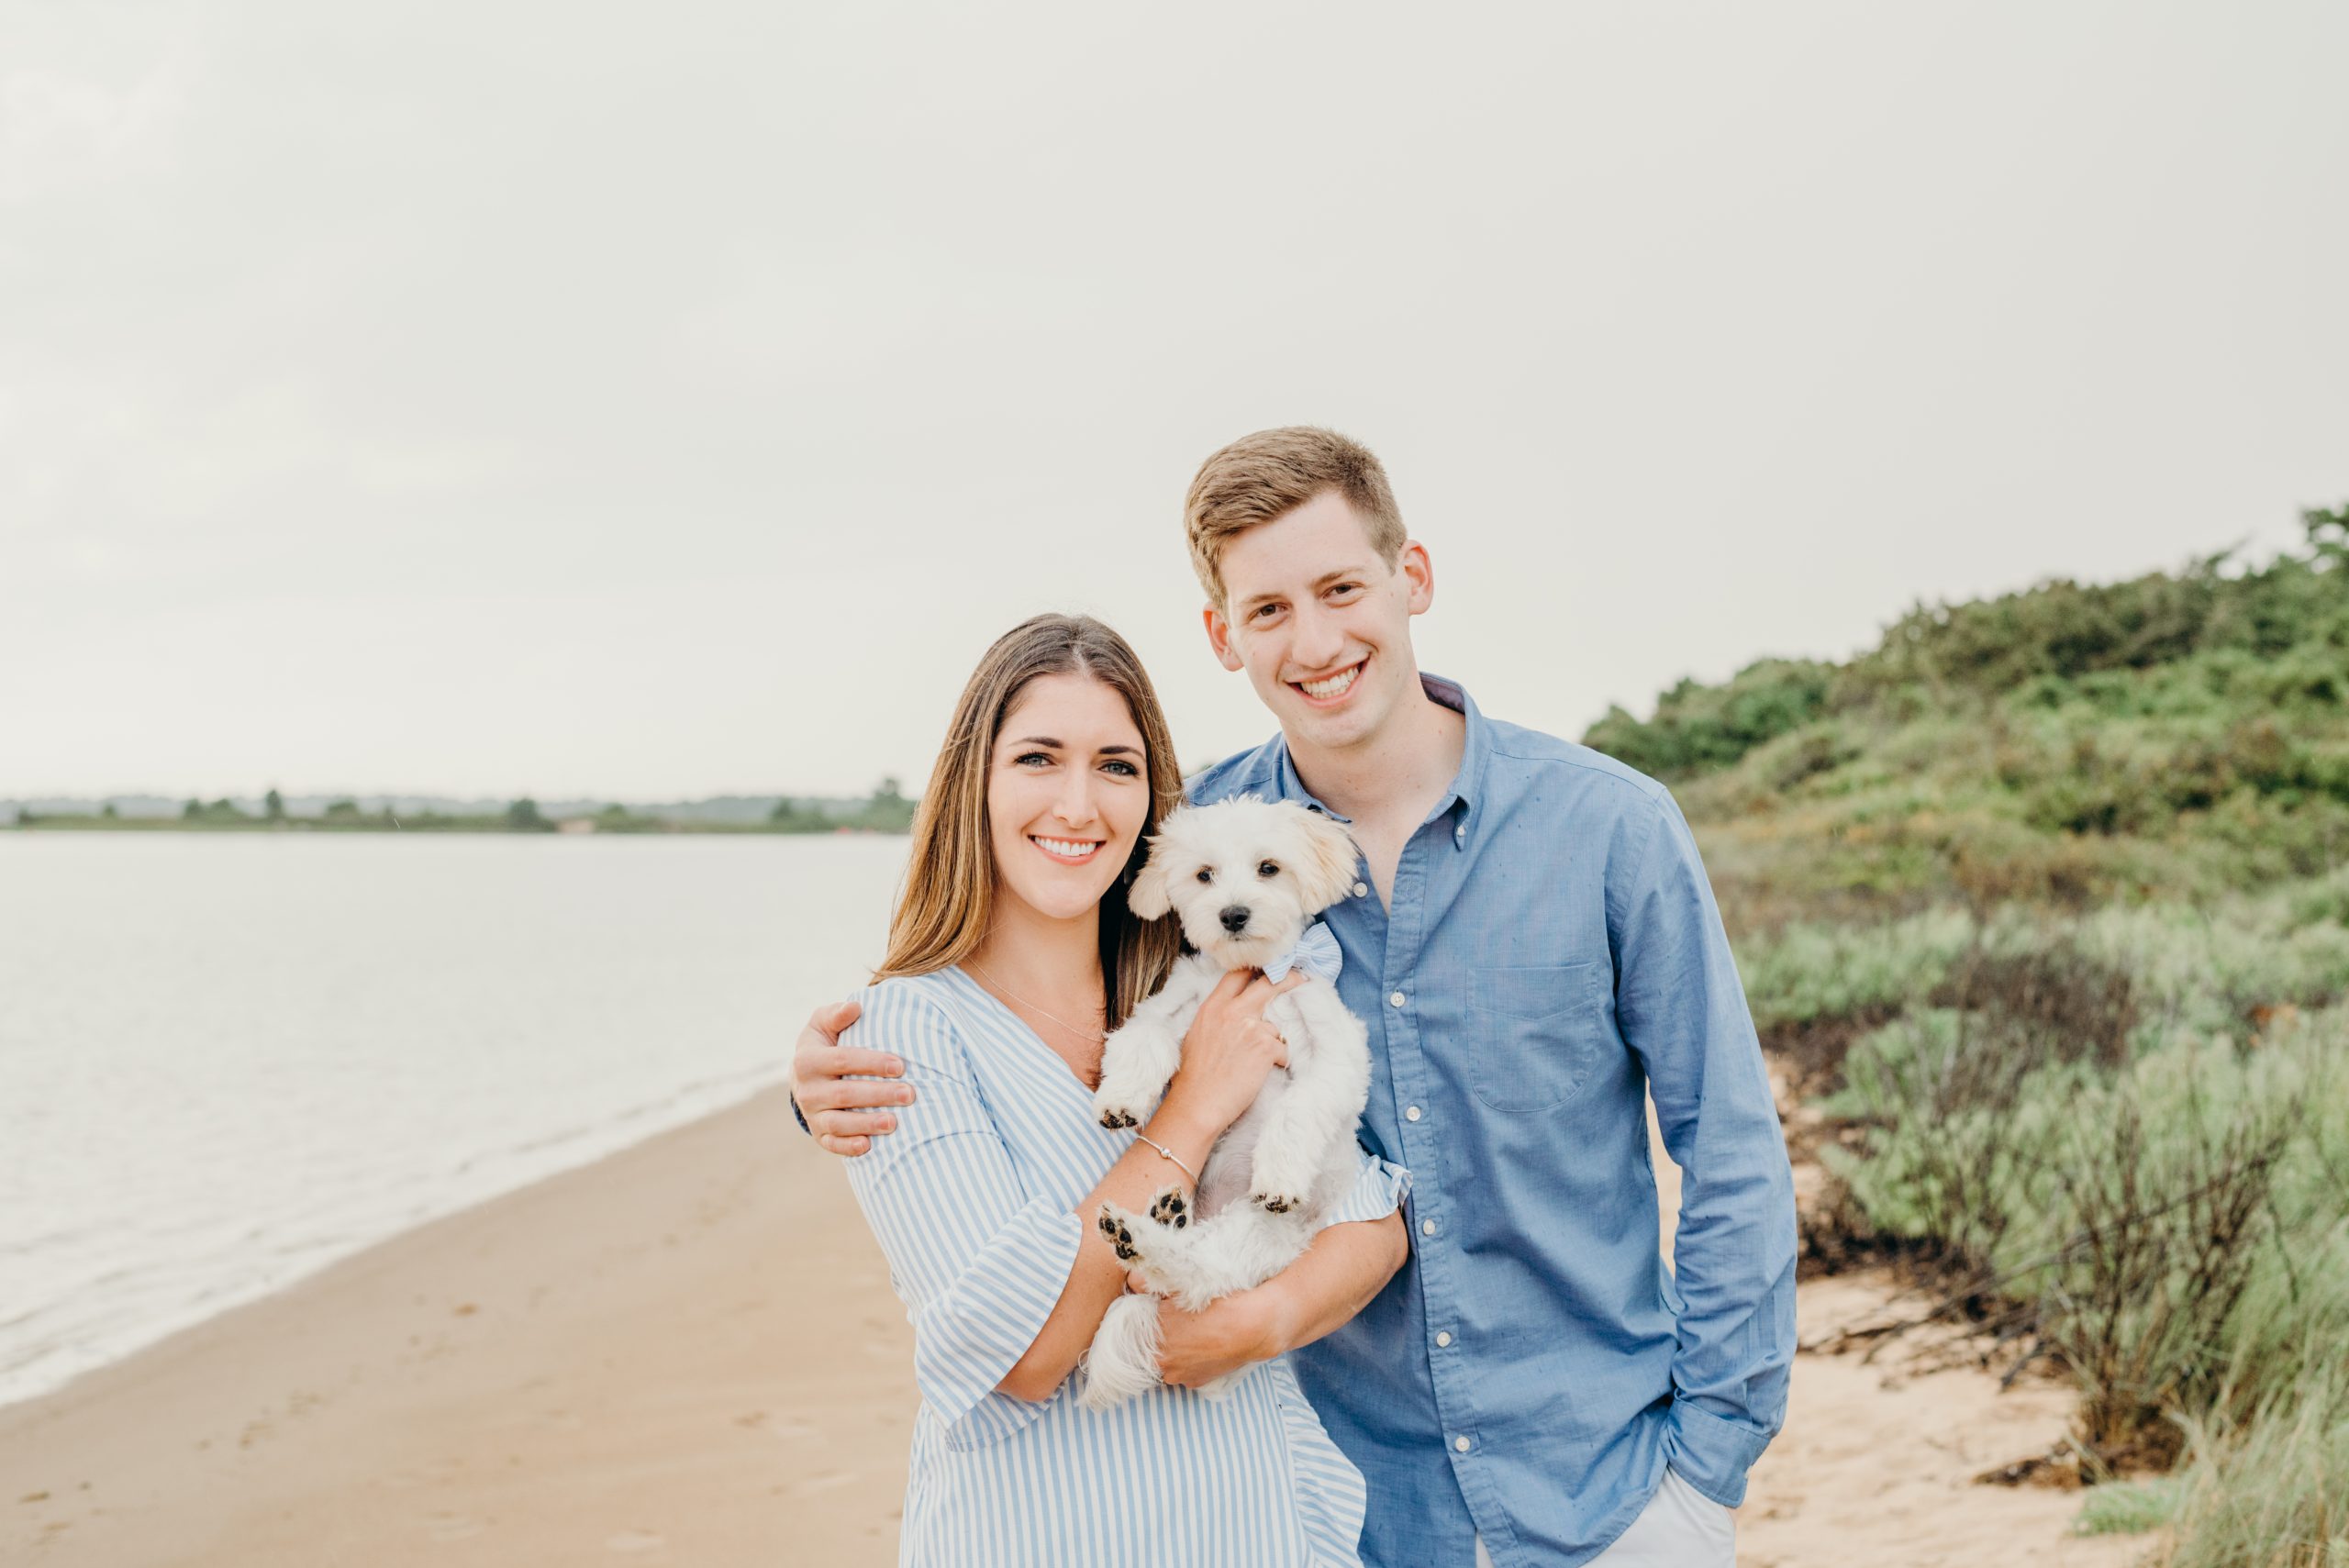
1267, 671, 1488, 848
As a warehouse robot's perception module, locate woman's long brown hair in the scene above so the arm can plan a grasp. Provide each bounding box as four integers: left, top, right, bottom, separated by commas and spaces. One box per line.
874, 614, 1183, 1030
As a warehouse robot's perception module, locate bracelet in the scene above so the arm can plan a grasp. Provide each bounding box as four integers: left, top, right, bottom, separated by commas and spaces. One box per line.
1135, 1133, 1198, 1184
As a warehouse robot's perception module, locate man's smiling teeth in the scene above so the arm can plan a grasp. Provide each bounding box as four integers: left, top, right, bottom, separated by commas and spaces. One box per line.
1297, 663, 1361, 698
1032, 836, 1101, 861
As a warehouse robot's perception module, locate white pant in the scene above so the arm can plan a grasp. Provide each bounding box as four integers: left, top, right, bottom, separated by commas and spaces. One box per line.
1471, 1469, 1735, 1567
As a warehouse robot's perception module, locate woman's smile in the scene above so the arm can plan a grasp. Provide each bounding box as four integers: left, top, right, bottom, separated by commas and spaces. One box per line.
1030, 834, 1106, 864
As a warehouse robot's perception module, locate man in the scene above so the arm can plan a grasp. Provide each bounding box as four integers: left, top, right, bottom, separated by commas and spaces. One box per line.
794, 428, 1796, 1566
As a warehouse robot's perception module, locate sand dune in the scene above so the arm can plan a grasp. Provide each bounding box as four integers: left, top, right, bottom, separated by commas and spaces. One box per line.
3, 1087, 2149, 1565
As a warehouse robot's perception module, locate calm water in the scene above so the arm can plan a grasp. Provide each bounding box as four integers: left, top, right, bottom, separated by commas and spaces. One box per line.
0, 833, 906, 1408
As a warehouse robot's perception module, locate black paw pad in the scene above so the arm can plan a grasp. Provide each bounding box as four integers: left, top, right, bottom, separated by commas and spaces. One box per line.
1255, 1193, 1294, 1214
1099, 1110, 1138, 1129
1097, 1210, 1138, 1261
1150, 1191, 1188, 1229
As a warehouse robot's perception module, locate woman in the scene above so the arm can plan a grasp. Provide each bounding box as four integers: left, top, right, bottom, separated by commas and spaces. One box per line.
838, 613, 1408, 1567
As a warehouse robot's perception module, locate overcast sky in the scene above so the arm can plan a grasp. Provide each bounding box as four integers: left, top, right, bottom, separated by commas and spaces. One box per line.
5, 3, 2344, 801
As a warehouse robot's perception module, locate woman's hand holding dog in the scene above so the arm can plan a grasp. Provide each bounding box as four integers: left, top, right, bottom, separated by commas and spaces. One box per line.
1151, 969, 1306, 1143
1146, 1282, 1286, 1387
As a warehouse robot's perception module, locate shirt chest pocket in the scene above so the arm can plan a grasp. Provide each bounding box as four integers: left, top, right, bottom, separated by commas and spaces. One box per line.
1466, 962, 1612, 1111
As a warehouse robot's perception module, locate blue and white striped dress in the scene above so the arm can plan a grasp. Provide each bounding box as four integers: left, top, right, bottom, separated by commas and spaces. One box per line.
840, 967, 1408, 1568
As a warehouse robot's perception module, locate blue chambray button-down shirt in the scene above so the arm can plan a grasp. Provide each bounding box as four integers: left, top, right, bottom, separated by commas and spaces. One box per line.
1188, 673, 1797, 1568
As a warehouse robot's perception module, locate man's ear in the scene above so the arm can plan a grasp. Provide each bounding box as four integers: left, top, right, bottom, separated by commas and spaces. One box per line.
1292, 807, 1363, 913
1202, 603, 1244, 673
1399, 540, 1434, 617
1127, 833, 1175, 919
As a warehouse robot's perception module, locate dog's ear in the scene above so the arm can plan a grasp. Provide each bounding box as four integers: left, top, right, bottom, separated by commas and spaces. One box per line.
1291, 807, 1363, 912
1126, 831, 1176, 920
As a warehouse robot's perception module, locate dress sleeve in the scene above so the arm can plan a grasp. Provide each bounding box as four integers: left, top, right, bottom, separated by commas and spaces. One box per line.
1318, 1135, 1411, 1229
839, 982, 1086, 1450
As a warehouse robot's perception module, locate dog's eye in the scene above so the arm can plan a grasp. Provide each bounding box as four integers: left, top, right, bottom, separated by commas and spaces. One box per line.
1257, 862, 1280, 878
1194, 868, 1214, 884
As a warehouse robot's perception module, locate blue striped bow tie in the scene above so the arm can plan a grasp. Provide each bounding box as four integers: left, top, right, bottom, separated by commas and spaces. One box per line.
1262, 921, 1343, 984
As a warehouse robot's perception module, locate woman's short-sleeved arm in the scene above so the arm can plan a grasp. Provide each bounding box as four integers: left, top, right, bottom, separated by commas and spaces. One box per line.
839, 980, 1086, 1450
1318, 1137, 1411, 1229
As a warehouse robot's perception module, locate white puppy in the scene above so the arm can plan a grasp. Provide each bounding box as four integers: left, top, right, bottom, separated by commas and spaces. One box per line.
1079, 796, 1374, 1410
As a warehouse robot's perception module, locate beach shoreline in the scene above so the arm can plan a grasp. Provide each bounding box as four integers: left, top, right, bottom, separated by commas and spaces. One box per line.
2, 1086, 911, 1566
5, 1085, 2146, 1567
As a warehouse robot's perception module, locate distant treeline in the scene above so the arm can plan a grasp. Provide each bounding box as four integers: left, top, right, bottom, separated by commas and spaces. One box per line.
1588, 504, 2349, 801
1579, 504, 2349, 914
6, 780, 918, 835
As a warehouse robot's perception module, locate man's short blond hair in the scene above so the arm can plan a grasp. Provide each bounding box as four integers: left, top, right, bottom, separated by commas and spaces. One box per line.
1183, 427, 1406, 608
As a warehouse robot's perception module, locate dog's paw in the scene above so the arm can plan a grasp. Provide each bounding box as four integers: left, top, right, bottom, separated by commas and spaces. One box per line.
1097, 1205, 1142, 1262
1099, 1202, 1184, 1293
1246, 1146, 1314, 1216
1091, 1083, 1155, 1131
1148, 1187, 1189, 1229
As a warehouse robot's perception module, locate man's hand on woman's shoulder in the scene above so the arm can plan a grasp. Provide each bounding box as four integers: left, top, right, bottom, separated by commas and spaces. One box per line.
791, 1000, 915, 1157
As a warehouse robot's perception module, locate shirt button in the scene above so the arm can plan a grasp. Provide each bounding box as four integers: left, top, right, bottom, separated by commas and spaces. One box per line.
1352, 881, 1369, 898
1406, 1105, 1422, 1121
1453, 824, 1465, 840
1435, 1330, 1453, 1348
1389, 991, 1407, 1008
1453, 1435, 1472, 1452
1420, 1218, 1437, 1237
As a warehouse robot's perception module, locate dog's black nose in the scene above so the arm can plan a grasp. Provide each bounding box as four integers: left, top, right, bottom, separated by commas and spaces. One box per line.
1219, 905, 1251, 933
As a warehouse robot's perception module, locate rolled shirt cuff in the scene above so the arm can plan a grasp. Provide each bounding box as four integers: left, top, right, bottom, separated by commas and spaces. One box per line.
1664, 1395, 1775, 1508
1319, 1144, 1412, 1229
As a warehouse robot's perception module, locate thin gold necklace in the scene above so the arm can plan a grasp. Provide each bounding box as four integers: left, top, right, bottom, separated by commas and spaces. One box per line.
968, 961, 1106, 1043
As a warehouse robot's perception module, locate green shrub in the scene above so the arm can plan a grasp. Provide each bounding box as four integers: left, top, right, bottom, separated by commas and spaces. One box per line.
1740, 909, 1982, 1030
2037, 1041, 2302, 1461
1824, 1003, 2347, 1471
2286, 868, 2349, 929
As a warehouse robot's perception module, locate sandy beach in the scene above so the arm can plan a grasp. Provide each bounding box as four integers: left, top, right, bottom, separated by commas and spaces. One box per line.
3, 1086, 2147, 1567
